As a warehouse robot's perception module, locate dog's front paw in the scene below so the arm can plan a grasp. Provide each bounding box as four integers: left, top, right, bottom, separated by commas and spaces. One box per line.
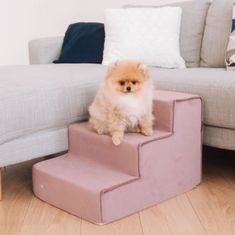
112, 135, 122, 146
141, 128, 153, 136
97, 127, 105, 135
111, 134, 123, 146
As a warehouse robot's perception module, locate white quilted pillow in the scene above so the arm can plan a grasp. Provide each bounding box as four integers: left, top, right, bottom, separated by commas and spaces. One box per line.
102, 8, 186, 69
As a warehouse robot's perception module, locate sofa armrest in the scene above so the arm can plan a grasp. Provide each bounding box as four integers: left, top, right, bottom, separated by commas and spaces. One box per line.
28, 36, 64, 64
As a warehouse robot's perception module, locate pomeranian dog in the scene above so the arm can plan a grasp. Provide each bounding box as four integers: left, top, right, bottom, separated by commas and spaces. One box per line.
88, 61, 154, 146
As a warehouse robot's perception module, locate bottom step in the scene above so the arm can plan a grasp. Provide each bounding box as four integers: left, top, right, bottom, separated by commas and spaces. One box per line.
33, 154, 137, 223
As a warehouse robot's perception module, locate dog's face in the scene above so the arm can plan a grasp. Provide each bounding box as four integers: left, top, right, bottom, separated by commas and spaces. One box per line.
106, 61, 150, 95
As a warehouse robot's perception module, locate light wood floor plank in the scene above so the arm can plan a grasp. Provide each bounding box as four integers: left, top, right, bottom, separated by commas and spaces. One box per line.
187, 155, 235, 235
0, 162, 33, 235
81, 213, 143, 235
140, 193, 206, 235
20, 224, 80, 235
0, 187, 32, 235
0, 167, 3, 200
19, 196, 81, 235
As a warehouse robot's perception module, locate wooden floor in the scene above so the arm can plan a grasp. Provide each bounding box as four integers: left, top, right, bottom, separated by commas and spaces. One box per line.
1, 147, 235, 235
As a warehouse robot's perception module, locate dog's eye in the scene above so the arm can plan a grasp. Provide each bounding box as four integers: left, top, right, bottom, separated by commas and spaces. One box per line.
132, 80, 137, 85
119, 81, 125, 86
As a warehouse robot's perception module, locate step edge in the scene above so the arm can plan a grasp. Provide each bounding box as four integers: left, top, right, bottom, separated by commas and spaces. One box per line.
154, 90, 201, 101
137, 132, 173, 147
101, 177, 139, 194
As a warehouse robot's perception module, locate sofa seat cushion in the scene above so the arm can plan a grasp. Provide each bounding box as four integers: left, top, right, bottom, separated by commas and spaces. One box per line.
0, 64, 106, 145
0, 64, 234, 146
151, 67, 235, 129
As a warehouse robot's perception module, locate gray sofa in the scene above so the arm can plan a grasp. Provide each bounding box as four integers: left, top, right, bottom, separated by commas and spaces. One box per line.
0, 0, 235, 170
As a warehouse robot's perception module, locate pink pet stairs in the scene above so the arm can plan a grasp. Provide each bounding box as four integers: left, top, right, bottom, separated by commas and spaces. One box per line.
33, 90, 202, 224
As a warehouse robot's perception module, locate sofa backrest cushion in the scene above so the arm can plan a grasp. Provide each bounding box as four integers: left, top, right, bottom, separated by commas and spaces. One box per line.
54, 22, 105, 64
225, 2, 235, 70
200, 0, 233, 68
123, 0, 210, 68
233, 0, 235, 31
102, 7, 186, 69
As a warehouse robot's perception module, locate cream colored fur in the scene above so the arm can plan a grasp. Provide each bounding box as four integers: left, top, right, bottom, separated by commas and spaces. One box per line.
89, 61, 154, 146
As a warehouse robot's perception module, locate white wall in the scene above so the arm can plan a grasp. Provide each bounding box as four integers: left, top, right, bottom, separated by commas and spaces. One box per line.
0, 0, 186, 65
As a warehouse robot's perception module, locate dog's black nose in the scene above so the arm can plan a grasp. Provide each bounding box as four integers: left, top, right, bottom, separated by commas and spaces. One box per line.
126, 86, 131, 92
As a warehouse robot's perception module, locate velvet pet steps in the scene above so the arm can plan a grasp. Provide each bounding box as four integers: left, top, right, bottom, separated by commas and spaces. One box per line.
33, 90, 202, 224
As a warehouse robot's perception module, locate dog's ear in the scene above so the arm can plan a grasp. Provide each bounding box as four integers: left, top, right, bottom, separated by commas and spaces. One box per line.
138, 63, 148, 75
106, 61, 119, 78
108, 61, 119, 71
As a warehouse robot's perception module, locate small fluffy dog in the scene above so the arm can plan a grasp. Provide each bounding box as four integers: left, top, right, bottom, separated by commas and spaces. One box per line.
89, 61, 154, 146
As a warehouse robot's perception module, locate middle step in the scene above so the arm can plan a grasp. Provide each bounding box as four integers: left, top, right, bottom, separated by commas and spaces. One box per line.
68, 122, 172, 176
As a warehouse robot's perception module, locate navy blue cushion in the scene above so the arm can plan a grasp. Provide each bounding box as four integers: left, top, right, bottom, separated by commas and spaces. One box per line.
232, 19, 235, 31
54, 22, 105, 64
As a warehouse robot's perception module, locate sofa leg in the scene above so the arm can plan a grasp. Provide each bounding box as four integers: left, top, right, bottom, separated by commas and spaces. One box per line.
0, 168, 2, 200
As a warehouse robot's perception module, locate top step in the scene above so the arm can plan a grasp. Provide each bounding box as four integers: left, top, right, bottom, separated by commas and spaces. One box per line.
68, 90, 201, 176
153, 90, 201, 132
